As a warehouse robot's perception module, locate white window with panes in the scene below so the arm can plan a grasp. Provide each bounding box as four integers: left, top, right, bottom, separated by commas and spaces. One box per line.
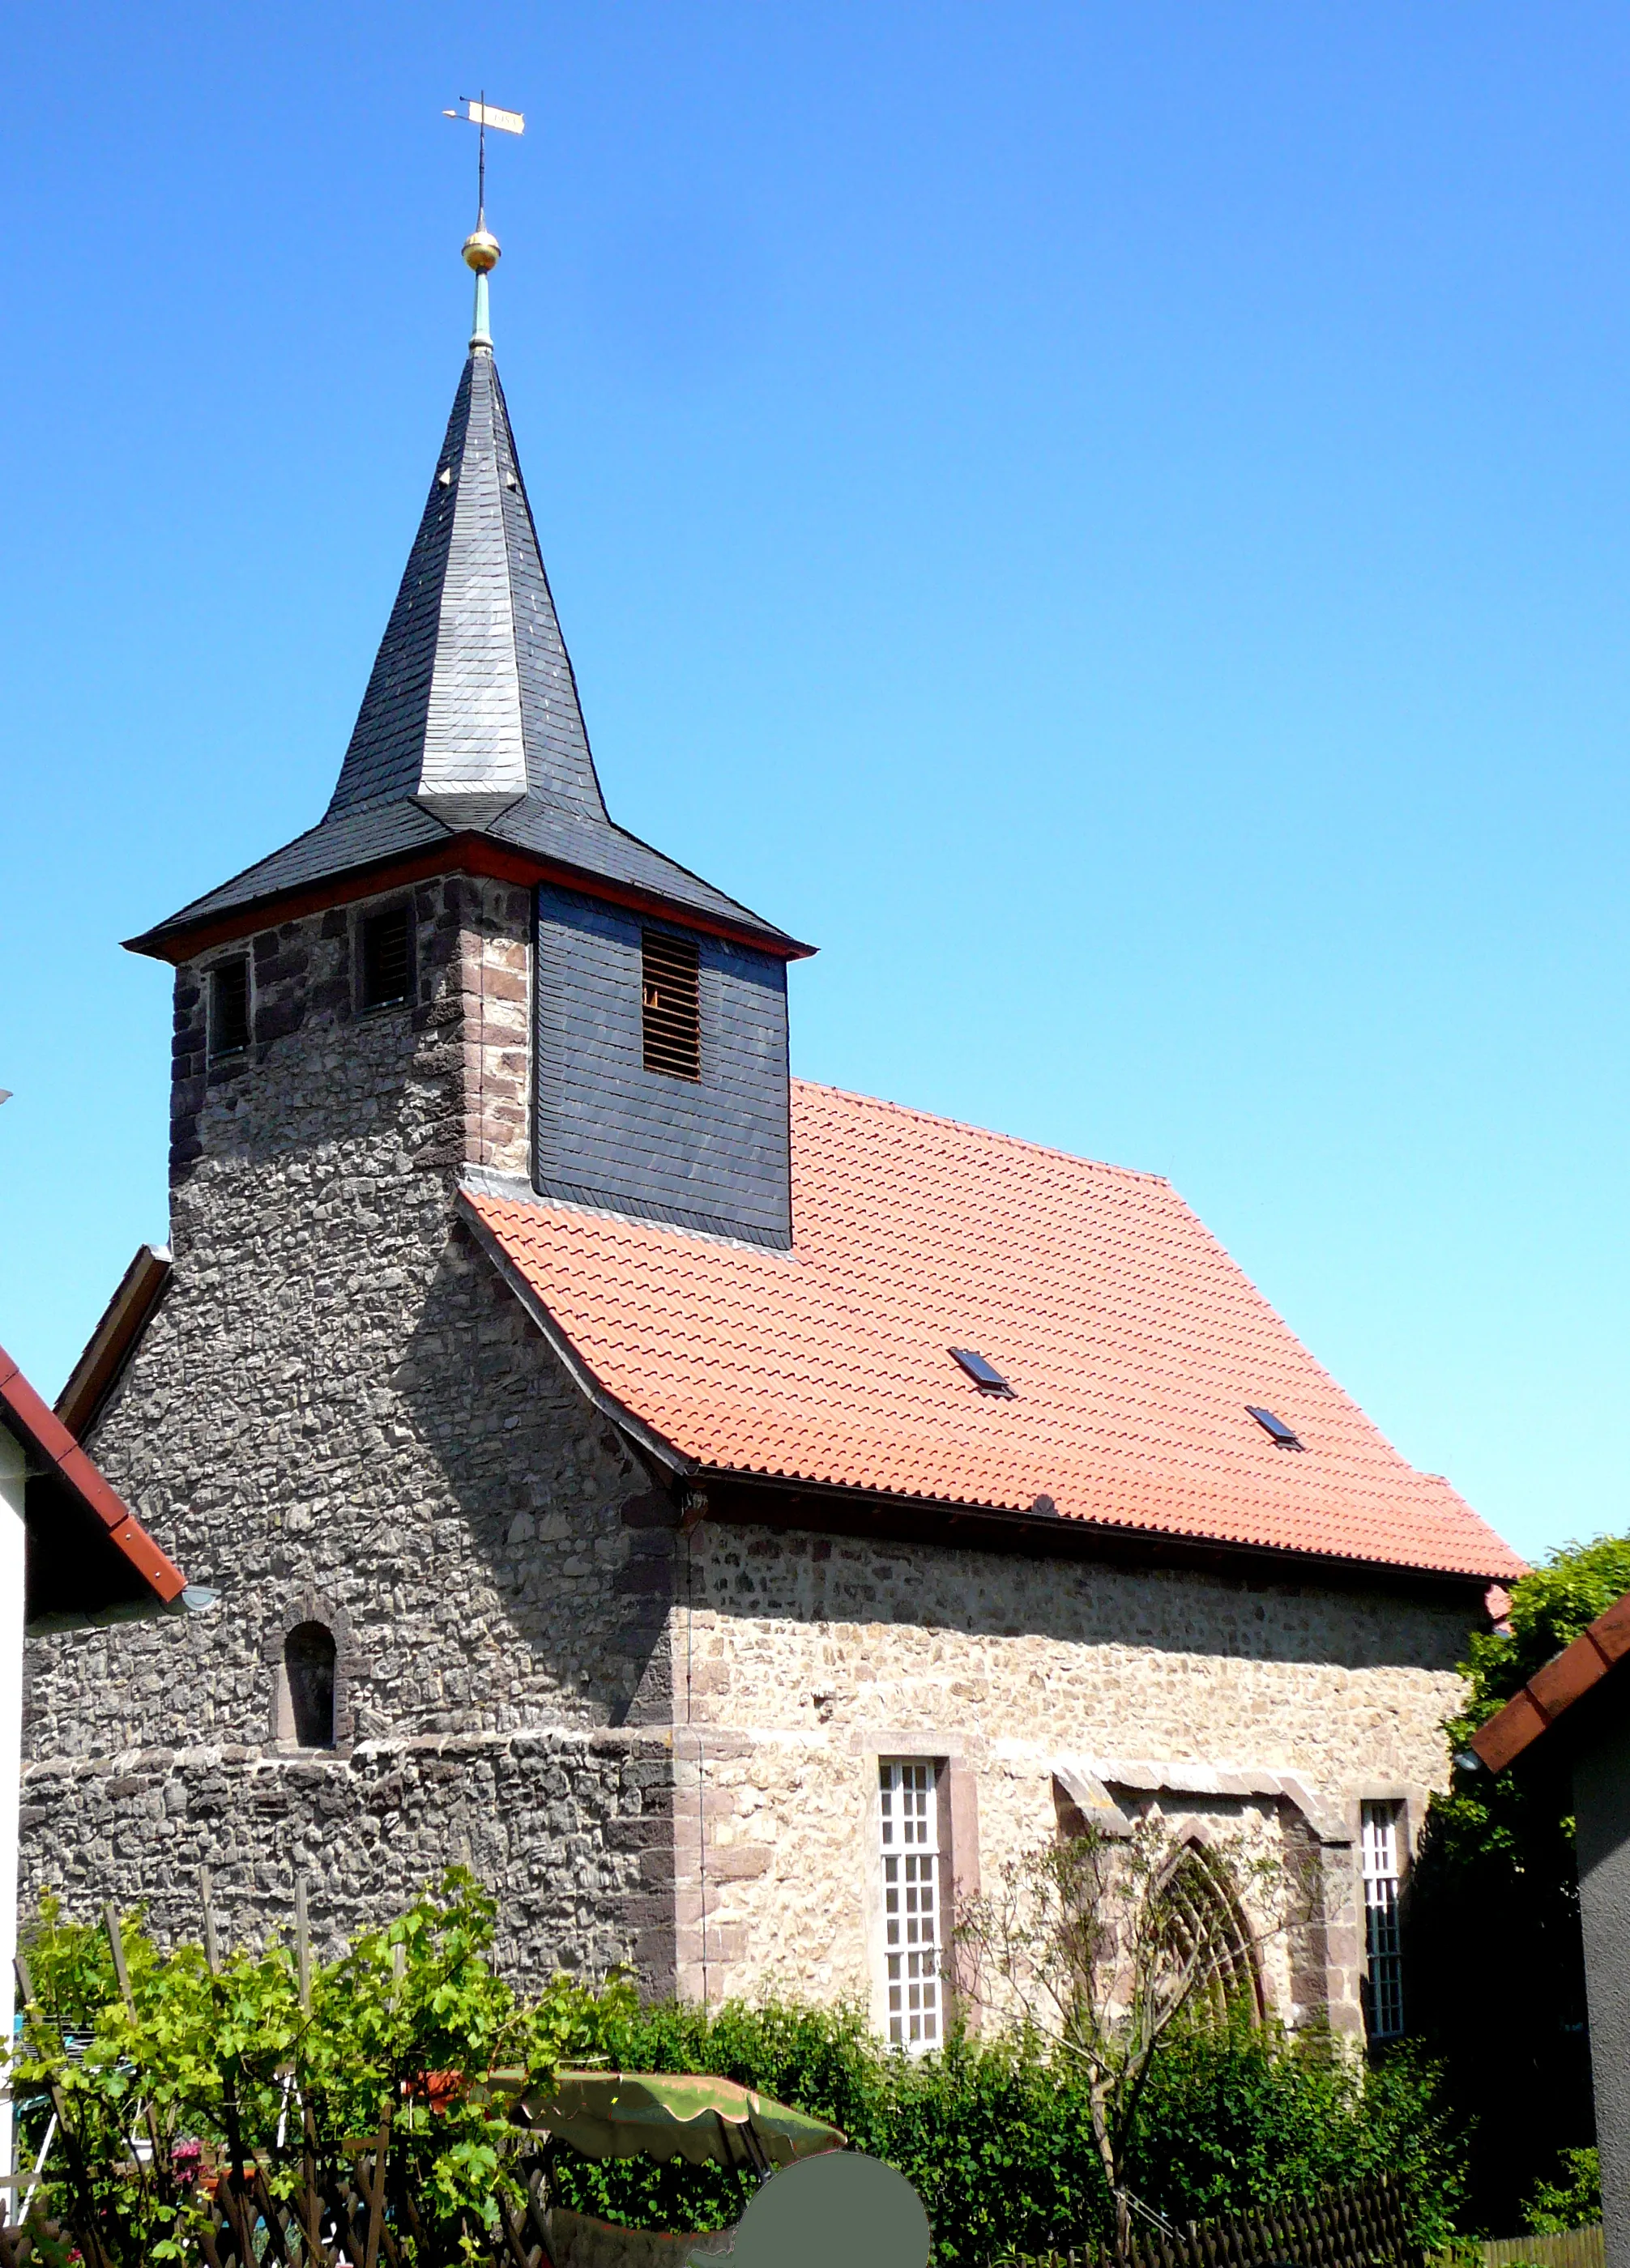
877, 1760, 942, 2050
1360, 1801, 1406, 2040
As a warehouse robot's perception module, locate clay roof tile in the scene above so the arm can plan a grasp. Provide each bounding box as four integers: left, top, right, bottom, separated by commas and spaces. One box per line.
464, 1080, 1524, 1583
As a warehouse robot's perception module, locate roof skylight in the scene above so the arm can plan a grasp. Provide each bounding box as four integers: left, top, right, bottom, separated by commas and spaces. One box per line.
1247, 1405, 1303, 1451
951, 1348, 1014, 1396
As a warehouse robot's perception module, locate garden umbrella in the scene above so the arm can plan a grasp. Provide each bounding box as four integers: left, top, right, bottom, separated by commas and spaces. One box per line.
512, 2070, 845, 2174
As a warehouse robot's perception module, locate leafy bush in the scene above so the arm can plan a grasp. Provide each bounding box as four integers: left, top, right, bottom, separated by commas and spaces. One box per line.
14, 1870, 608, 2264
547, 1996, 1462, 2265
1124, 2017, 1464, 2254
14, 1887, 1464, 2268
1525, 2146, 1601, 2235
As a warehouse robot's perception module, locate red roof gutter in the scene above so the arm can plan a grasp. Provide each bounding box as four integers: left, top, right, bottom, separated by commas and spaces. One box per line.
0, 1342, 186, 1614
1470, 1588, 1630, 1773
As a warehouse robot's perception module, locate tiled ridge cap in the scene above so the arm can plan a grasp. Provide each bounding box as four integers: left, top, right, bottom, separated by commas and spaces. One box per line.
0, 1343, 186, 1606
1470, 1589, 1630, 1773
790, 1079, 1172, 1187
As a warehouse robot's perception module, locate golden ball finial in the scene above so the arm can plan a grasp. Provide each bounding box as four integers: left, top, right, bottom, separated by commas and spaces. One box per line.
463, 225, 501, 274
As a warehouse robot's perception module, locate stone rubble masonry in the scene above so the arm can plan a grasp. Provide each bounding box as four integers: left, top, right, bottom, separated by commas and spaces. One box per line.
669, 1519, 1468, 2036
23, 879, 681, 1984
23, 865, 1477, 2034
19, 1729, 676, 1993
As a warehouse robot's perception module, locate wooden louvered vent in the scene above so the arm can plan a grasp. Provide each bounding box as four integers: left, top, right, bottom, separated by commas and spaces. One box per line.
642, 930, 701, 1081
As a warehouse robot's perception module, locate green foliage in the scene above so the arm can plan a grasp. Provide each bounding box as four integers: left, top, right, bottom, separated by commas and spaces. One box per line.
1525, 2147, 1602, 2235
1124, 2018, 1464, 2256
15, 1887, 1466, 2268
544, 1994, 1461, 2267
1409, 1535, 1629, 2233
13, 1870, 605, 2266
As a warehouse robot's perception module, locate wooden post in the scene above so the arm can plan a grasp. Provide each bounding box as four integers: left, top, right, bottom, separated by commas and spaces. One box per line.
102, 1904, 167, 2179
199, 1868, 220, 1976
295, 1875, 311, 2013
0, 1433, 28, 2203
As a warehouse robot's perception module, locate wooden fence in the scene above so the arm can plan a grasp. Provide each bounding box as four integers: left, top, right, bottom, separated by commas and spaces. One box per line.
1052, 2175, 1422, 2268
1481, 2231, 1605, 2268
0, 2131, 559, 2268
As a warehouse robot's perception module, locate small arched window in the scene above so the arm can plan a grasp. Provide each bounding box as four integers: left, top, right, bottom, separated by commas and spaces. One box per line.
284, 1622, 337, 1750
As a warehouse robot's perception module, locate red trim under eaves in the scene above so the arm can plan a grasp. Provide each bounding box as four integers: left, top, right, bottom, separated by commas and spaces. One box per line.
0, 1342, 186, 1607
1470, 1588, 1630, 1772
122, 833, 816, 966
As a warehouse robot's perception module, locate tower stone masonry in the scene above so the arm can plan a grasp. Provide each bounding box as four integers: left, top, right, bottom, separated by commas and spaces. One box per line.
23, 230, 1525, 2046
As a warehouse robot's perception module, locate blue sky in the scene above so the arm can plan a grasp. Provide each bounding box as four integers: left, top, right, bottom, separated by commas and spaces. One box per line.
2, 2, 1628, 1565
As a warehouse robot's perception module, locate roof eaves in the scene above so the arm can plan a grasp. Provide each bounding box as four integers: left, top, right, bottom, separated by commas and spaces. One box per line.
56, 1244, 172, 1440
595, 820, 815, 959
0, 1343, 187, 1610
693, 1463, 1511, 1591
456, 1187, 693, 1480
1471, 1588, 1630, 1773
126, 829, 812, 966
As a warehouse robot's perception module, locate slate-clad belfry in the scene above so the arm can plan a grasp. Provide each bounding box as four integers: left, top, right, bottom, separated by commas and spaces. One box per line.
25, 220, 1524, 2048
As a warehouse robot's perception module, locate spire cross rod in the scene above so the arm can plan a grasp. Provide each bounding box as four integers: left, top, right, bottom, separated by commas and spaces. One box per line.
442, 96, 524, 350
442, 92, 525, 228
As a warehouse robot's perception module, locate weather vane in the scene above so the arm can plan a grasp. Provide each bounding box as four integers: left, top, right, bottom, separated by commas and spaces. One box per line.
444, 92, 524, 228
443, 93, 524, 347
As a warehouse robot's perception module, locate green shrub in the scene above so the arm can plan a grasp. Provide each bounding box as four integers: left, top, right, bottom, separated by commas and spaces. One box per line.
14, 1872, 608, 2265
1525, 2146, 1601, 2234
548, 1996, 1462, 2266
1124, 2018, 1464, 2254
14, 1890, 1465, 2268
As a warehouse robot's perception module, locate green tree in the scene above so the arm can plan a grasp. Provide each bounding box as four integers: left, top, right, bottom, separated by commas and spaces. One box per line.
1408, 1533, 1630, 2232
953, 1821, 1304, 2256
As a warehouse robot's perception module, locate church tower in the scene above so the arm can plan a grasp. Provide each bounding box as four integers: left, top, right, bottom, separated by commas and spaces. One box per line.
20, 222, 809, 1982
130, 221, 810, 1246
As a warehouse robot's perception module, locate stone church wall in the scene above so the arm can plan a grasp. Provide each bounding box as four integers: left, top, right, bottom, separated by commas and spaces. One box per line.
21, 872, 1479, 2037
22, 881, 683, 1980
19, 1726, 675, 1991
670, 1518, 1472, 2032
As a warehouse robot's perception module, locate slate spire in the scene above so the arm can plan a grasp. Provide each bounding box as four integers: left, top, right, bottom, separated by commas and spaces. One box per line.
326, 228, 609, 832
130, 227, 803, 960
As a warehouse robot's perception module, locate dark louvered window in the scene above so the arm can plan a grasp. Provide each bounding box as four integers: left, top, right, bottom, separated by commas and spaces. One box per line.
361, 906, 412, 1009
642, 931, 701, 1081
210, 960, 250, 1057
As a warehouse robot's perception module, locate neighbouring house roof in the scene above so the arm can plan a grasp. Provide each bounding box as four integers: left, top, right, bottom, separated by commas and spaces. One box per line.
125, 347, 807, 966
0, 1343, 188, 1630
463, 1079, 1524, 1583
1470, 1592, 1630, 1773
55, 1243, 173, 1441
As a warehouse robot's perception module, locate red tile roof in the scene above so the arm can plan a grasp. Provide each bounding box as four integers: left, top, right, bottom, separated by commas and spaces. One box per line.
0, 1343, 187, 1614
465, 1081, 1525, 1583
1471, 1590, 1630, 1772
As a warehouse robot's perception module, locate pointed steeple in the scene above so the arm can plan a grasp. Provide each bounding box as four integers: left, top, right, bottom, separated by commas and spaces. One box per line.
132, 228, 802, 961
326, 336, 609, 833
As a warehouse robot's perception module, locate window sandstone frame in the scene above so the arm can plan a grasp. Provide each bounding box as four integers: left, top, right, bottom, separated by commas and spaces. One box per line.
877, 1759, 943, 2051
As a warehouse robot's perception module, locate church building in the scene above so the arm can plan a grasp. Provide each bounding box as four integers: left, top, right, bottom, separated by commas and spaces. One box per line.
20, 221, 1525, 2048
